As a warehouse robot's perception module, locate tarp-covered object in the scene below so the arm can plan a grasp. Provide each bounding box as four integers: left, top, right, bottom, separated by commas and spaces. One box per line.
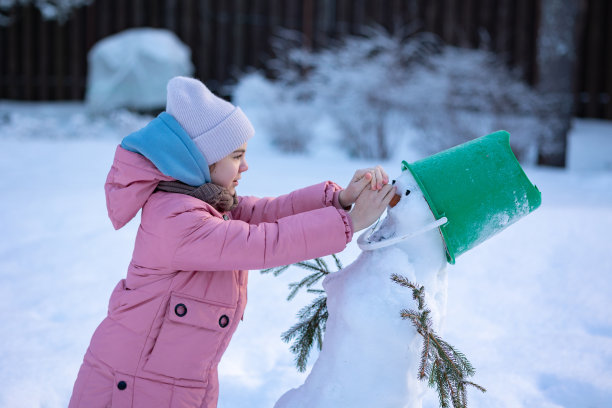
86, 28, 194, 112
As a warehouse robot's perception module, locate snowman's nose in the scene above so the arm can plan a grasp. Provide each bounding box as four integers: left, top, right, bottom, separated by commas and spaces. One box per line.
389, 193, 401, 208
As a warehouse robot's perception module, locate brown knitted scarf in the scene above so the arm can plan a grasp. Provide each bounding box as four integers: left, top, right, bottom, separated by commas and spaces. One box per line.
156, 180, 238, 213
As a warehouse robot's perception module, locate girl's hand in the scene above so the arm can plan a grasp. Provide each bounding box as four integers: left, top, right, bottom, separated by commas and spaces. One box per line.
339, 166, 390, 208
348, 183, 397, 232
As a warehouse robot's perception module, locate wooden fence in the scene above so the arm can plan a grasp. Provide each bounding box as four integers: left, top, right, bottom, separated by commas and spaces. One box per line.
0, 0, 609, 120
574, 0, 612, 120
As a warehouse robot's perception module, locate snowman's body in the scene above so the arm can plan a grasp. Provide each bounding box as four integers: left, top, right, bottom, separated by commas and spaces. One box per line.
274, 171, 449, 408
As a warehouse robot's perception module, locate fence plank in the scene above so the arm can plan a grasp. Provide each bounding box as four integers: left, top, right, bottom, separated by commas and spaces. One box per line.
7, 7, 19, 99
460, 0, 475, 47
132, 0, 144, 26
585, 0, 604, 117
513, 0, 528, 75
53, 22, 63, 99
0, 15, 5, 97
495, 0, 509, 57
22, 5, 33, 99
314, 0, 332, 48
196, 0, 213, 82
37, 11, 49, 100
231, 0, 245, 74
303, 0, 314, 48
253, 0, 269, 65
478, 0, 495, 49
215, 0, 230, 87
336, 0, 351, 35
442, 0, 455, 44
605, 0, 612, 118
423, 0, 439, 34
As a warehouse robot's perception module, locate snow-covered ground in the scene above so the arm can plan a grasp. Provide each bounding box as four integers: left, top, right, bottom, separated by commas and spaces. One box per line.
0, 101, 611, 408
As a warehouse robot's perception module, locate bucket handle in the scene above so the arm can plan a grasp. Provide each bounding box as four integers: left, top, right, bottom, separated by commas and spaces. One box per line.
357, 217, 448, 251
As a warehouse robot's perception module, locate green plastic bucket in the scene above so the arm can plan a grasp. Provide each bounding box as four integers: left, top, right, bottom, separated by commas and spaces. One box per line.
404, 130, 541, 264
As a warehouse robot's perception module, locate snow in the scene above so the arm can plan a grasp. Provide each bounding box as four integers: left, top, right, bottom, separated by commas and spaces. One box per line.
86, 28, 194, 112
567, 118, 612, 171
0, 100, 611, 408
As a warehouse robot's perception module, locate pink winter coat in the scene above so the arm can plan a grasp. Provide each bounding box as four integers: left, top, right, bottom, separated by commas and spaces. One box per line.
69, 146, 353, 408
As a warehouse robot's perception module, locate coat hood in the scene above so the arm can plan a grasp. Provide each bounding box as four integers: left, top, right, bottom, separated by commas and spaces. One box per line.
106, 112, 213, 230
104, 145, 175, 230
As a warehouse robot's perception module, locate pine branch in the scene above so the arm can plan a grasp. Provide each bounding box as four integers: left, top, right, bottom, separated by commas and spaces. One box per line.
295, 260, 331, 274
393, 273, 486, 408
281, 295, 328, 372
261, 264, 291, 276
287, 271, 328, 300
332, 254, 343, 270
463, 381, 487, 393
262, 255, 341, 371
419, 331, 431, 379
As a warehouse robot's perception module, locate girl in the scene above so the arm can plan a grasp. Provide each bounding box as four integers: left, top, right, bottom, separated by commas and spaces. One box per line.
69, 77, 396, 408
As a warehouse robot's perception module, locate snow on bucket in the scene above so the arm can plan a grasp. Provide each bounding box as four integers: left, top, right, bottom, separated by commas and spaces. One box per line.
403, 130, 541, 264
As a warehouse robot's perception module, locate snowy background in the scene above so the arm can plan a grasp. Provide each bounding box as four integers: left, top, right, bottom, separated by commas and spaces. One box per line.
0, 99, 611, 408
0, 26, 611, 408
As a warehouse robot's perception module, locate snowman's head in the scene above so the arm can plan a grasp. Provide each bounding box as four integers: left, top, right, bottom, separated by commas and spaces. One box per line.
380, 170, 436, 233
360, 167, 447, 262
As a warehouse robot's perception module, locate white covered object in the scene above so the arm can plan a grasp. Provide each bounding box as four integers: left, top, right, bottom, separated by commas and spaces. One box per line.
86, 28, 194, 112
274, 171, 449, 408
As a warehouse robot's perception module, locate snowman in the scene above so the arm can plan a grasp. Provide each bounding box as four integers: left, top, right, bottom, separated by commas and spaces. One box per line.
274, 131, 541, 408
274, 167, 449, 408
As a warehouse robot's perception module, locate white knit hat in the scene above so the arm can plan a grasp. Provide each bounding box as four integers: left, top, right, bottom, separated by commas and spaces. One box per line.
166, 76, 254, 165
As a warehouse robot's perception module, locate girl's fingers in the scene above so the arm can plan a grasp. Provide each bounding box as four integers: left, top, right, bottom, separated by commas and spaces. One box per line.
356, 169, 371, 181
354, 172, 372, 189
382, 185, 397, 202
353, 173, 371, 195
374, 167, 385, 189
352, 166, 389, 191
379, 166, 389, 184
379, 166, 389, 183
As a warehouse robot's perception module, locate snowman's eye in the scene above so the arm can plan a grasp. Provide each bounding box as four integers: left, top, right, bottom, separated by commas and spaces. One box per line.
392, 180, 396, 185
405, 189, 411, 196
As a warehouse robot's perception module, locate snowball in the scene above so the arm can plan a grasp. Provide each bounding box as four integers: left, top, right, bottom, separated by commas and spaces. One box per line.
85, 28, 194, 112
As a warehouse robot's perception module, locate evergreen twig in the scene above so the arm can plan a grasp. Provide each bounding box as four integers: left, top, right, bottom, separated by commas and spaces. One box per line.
391, 273, 486, 408
261, 255, 343, 371
281, 294, 328, 372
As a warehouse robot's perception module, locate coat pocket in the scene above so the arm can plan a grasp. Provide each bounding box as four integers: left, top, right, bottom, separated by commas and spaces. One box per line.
143, 292, 236, 382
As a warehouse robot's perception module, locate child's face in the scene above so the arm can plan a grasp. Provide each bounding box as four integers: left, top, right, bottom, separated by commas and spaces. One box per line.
210, 142, 248, 195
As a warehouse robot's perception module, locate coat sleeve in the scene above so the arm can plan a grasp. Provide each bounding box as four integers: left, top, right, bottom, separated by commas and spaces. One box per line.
230, 181, 351, 224
171, 206, 353, 271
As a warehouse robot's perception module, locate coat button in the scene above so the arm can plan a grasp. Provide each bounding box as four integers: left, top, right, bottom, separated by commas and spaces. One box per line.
223, 214, 229, 220
219, 315, 230, 328
117, 381, 127, 390
175, 303, 187, 317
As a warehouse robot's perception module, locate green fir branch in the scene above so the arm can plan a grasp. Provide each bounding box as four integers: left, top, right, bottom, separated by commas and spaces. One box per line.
287, 270, 328, 300
261, 255, 343, 372
281, 294, 328, 372
392, 273, 486, 408
261, 264, 291, 276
